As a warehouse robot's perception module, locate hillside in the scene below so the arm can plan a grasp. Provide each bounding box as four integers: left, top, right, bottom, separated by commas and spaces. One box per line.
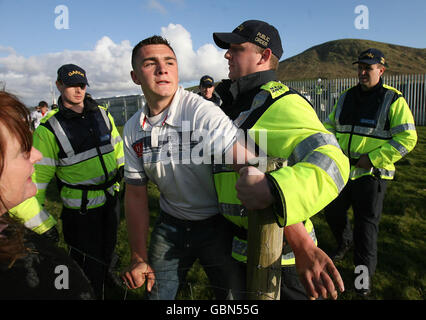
277, 39, 426, 81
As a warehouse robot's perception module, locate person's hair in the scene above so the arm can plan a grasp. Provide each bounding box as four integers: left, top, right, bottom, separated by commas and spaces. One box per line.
254, 45, 280, 70
38, 101, 48, 108
376, 63, 386, 71
0, 91, 31, 266
131, 35, 176, 70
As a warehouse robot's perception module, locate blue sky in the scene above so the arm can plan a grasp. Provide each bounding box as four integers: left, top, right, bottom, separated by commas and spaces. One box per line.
0, 0, 425, 105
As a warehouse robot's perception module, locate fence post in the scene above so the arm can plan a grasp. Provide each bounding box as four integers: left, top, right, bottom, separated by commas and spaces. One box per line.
247, 160, 284, 300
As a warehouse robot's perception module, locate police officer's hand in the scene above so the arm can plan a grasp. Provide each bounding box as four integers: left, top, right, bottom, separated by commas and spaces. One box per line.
235, 166, 275, 210
355, 154, 373, 170
121, 260, 155, 291
294, 245, 344, 300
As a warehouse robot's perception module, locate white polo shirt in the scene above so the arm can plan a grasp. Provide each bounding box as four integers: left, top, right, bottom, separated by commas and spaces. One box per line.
123, 86, 238, 221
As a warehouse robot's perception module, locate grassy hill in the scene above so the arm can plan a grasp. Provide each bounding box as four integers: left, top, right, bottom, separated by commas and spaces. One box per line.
277, 39, 426, 81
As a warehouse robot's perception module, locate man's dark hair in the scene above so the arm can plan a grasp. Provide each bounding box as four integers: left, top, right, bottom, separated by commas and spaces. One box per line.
131, 35, 175, 70
38, 101, 48, 108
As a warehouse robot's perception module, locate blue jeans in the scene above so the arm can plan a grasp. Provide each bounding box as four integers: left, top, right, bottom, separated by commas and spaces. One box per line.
147, 211, 238, 300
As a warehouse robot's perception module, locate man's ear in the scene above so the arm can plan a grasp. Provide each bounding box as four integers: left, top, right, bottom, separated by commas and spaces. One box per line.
130, 70, 140, 85
259, 48, 272, 66
55, 80, 62, 92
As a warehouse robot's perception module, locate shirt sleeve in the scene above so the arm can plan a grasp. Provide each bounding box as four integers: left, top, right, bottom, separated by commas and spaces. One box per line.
192, 101, 239, 160
123, 118, 148, 186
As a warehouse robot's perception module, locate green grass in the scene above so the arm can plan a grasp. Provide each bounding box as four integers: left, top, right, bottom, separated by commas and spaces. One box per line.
46, 127, 426, 300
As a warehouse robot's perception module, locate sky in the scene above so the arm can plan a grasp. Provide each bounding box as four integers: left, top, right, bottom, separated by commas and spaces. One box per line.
0, 0, 425, 106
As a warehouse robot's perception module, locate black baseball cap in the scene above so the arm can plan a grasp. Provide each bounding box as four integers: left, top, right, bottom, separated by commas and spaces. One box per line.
213, 20, 283, 59
57, 64, 89, 86
199, 75, 214, 87
353, 48, 387, 66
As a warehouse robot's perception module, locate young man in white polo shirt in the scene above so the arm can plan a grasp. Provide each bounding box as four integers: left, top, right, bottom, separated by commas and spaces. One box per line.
121, 36, 239, 300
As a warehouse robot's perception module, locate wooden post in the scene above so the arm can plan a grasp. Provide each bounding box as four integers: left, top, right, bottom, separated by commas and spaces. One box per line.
247, 159, 285, 300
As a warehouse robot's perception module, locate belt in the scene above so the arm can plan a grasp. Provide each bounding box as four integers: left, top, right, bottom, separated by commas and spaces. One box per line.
159, 210, 222, 228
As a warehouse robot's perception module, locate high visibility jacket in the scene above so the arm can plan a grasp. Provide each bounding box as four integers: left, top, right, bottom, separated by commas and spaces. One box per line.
324, 81, 417, 180
32, 97, 124, 211
9, 197, 57, 234
213, 75, 350, 264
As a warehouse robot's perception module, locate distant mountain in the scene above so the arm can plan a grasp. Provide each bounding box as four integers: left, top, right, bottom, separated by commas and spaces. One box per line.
277, 39, 426, 81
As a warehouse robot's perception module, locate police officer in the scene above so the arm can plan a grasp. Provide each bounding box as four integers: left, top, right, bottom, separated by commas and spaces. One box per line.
323, 48, 417, 295
31, 64, 124, 298
212, 20, 350, 300
198, 75, 221, 106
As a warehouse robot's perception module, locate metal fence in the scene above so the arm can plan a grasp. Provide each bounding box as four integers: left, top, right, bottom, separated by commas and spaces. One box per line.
286, 74, 426, 125
96, 74, 426, 127
96, 94, 146, 127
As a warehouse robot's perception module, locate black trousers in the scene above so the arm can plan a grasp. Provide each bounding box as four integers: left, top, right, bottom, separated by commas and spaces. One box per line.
61, 193, 120, 299
324, 176, 387, 276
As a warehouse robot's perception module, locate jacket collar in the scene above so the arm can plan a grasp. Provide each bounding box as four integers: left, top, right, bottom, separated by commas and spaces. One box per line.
356, 77, 383, 96
229, 70, 277, 100
57, 95, 99, 118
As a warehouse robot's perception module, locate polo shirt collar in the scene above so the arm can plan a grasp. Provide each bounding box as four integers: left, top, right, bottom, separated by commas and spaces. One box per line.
139, 86, 184, 130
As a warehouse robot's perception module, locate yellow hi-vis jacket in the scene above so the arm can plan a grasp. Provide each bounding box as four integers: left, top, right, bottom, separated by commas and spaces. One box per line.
213, 80, 350, 265
31, 97, 124, 212
9, 197, 57, 234
324, 82, 417, 180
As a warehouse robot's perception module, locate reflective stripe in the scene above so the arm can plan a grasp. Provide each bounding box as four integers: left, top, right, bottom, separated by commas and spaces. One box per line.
111, 135, 122, 147
389, 139, 408, 157
36, 182, 49, 190
37, 157, 58, 166
288, 132, 341, 165
58, 168, 118, 186
47, 116, 75, 158
334, 91, 348, 125
376, 90, 395, 132
233, 91, 270, 128
99, 108, 111, 131
219, 202, 246, 217
232, 237, 248, 258
335, 89, 395, 140
349, 167, 395, 179
48, 109, 115, 167
61, 187, 115, 208
23, 209, 50, 230
305, 151, 346, 192
390, 123, 416, 135
336, 125, 392, 139
58, 144, 114, 166
117, 156, 125, 166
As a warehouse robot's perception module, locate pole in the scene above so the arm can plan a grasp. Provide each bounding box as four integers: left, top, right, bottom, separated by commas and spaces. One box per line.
247, 159, 285, 300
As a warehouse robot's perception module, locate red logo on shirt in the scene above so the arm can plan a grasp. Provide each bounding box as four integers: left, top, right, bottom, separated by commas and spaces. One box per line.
132, 142, 144, 158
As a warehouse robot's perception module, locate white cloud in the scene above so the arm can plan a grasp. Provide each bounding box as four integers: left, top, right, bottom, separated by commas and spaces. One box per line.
161, 23, 228, 85
0, 24, 228, 106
